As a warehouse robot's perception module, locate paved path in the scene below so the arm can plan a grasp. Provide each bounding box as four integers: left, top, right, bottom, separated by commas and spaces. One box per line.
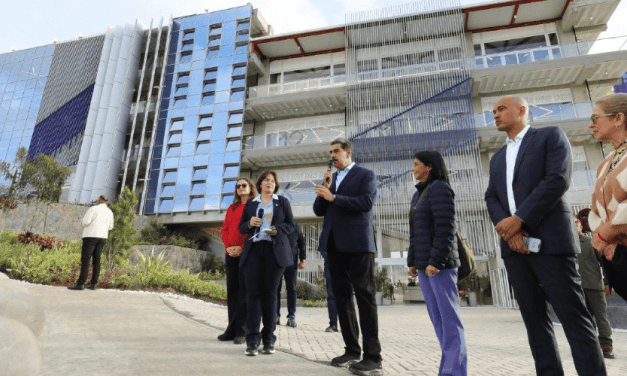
4, 276, 627, 375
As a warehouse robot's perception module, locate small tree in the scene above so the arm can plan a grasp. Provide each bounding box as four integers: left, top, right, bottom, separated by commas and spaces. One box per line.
22, 153, 70, 203
0, 148, 30, 232
104, 187, 138, 269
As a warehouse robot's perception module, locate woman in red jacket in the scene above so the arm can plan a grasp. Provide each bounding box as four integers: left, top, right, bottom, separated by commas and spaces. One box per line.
218, 177, 257, 344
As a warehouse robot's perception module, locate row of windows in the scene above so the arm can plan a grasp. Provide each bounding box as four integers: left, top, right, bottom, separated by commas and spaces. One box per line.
0, 45, 55, 64
173, 7, 251, 31
179, 42, 247, 63
356, 47, 464, 73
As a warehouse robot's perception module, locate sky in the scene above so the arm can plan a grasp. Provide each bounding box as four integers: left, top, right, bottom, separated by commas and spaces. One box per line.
1, 0, 626, 54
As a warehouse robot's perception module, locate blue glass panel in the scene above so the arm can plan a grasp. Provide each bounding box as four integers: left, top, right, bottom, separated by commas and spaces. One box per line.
197, 128, 211, 140
181, 143, 195, 156
199, 104, 214, 115
208, 37, 221, 47
183, 31, 195, 41
164, 157, 178, 168
175, 86, 188, 96
209, 11, 222, 25
227, 125, 242, 137
224, 151, 241, 164
168, 132, 182, 144
237, 21, 250, 31
195, 27, 208, 49
190, 196, 204, 211
193, 167, 208, 180
178, 167, 193, 184
205, 69, 218, 80
223, 180, 236, 193
518, 52, 531, 63
533, 50, 549, 61
184, 16, 197, 29
232, 54, 247, 63
211, 125, 227, 141
160, 199, 173, 212
172, 20, 182, 31
196, 141, 210, 153
504, 54, 517, 65
214, 102, 230, 113
161, 185, 175, 197
202, 93, 215, 105
215, 91, 229, 103
180, 53, 192, 63
210, 25, 222, 35
232, 78, 245, 88
192, 49, 205, 62
186, 94, 200, 108
226, 139, 241, 151
205, 58, 219, 68
234, 44, 247, 54
203, 82, 216, 92
191, 182, 206, 195
167, 54, 176, 66
166, 145, 180, 157
207, 48, 220, 58
228, 113, 243, 123
185, 106, 200, 117
219, 55, 233, 65
207, 166, 223, 184
204, 195, 220, 210
224, 165, 239, 178
181, 43, 194, 52
144, 200, 155, 214
179, 156, 194, 167
170, 108, 186, 118
173, 197, 188, 212
199, 116, 212, 127
163, 170, 177, 183
170, 119, 184, 131
224, 8, 238, 21
194, 154, 209, 166
197, 13, 210, 26
221, 195, 234, 210
175, 182, 191, 197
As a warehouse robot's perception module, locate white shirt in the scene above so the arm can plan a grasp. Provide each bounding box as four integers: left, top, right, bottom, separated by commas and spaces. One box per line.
505, 125, 530, 216
335, 162, 355, 189
81, 203, 114, 239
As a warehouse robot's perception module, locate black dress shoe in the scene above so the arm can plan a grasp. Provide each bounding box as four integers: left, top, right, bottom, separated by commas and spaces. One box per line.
331, 353, 360, 367
603, 348, 615, 359
68, 285, 84, 290
88, 284, 97, 290
217, 333, 235, 341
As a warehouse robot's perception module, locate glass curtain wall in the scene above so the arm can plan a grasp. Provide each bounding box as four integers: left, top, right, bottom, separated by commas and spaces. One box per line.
144, 5, 252, 214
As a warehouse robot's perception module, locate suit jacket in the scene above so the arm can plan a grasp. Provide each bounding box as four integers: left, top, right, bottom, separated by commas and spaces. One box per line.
238, 194, 296, 268
313, 164, 377, 253
485, 126, 580, 258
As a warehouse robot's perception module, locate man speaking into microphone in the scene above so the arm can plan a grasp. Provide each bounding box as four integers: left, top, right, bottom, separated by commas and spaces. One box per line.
314, 138, 382, 376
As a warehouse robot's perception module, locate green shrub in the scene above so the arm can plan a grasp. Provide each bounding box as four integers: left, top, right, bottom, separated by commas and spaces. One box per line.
296, 279, 327, 300
198, 270, 226, 280
137, 219, 199, 249
201, 251, 225, 274
303, 299, 327, 307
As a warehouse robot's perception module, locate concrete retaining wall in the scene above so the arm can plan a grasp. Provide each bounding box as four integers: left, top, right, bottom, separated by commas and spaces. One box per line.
129, 245, 210, 273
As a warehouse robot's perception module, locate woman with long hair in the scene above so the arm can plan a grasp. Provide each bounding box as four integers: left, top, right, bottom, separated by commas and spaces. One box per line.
407, 150, 467, 375
587, 93, 627, 300
239, 171, 296, 356
218, 178, 257, 344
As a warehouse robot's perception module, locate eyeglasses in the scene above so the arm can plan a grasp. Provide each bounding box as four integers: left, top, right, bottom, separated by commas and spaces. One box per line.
590, 113, 617, 123
236, 184, 248, 189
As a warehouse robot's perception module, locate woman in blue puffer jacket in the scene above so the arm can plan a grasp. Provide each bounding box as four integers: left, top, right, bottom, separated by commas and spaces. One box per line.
407, 150, 467, 376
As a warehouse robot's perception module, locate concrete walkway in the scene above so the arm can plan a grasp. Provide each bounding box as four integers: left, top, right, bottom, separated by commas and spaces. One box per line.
5, 276, 627, 375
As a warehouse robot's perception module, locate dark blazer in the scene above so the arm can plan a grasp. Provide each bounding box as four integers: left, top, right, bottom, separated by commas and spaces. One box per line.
485, 126, 580, 258
408, 180, 460, 270
313, 164, 377, 253
288, 224, 306, 261
239, 194, 296, 268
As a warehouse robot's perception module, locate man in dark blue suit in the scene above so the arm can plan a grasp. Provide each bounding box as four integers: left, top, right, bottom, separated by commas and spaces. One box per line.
485, 96, 606, 376
314, 138, 382, 376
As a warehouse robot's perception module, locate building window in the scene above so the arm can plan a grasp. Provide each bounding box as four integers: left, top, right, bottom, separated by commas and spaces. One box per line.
199, 116, 212, 128
159, 199, 173, 212
234, 43, 247, 54
230, 89, 245, 101
205, 68, 218, 81
207, 47, 220, 58
235, 31, 249, 43
182, 31, 195, 42
177, 73, 190, 85
174, 85, 188, 96
227, 124, 242, 137
179, 52, 192, 63
208, 35, 221, 47
196, 141, 210, 153
232, 77, 245, 88
197, 127, 212, 141
191, 182, 206, 195
173, 96, 187, 108
166, 145, 181, 157
189, 196, 204, 210
202, 93, 215, 105
224, 165, 239, 178
181, 41, 194, 52
168, 131, 182, 144
170, 118, 184, 131
161, 184, 175, 197
232, 64, 246, 76
193, 167, 208, 181
237, 21, 250, 31
228, 112, 243, 124
209, 24, 222, 35
163, 170, 177, 183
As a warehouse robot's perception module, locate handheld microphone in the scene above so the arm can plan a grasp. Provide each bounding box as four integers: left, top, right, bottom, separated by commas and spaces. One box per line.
326, 160, 333, 184
255, 208, 264, 235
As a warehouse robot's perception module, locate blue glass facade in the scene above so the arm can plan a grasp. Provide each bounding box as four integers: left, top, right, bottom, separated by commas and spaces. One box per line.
0, 45, 55, 176
29, 84, 94, 164
144, 5, 252, 214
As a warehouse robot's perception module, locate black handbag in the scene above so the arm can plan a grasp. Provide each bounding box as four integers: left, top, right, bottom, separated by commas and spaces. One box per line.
456, 230, 477, 281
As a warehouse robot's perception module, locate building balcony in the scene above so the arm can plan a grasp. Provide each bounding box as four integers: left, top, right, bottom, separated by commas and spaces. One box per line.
249, 75, 346, 98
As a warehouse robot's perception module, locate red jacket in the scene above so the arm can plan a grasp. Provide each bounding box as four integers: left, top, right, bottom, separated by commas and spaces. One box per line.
221, 203, 247, 252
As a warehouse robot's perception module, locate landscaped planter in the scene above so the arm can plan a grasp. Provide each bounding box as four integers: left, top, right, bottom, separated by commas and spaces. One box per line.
402, 286, 425, 302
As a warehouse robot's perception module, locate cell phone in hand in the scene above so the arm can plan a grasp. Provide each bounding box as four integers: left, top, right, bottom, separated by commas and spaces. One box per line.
523, 236, 541, 253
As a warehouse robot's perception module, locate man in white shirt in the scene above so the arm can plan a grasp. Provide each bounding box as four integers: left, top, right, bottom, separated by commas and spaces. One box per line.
68, 195, 114, 291
485, 96, 606, 376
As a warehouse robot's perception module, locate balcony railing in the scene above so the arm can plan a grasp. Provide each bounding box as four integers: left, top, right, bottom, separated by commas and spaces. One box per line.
243, 125, 345, 150
248, 75, 346, 98
473, 36, 627, 69
476, 102, 593, 127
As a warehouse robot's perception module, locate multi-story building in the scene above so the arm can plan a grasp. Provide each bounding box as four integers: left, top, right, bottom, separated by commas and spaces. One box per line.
0, 0, 625, 306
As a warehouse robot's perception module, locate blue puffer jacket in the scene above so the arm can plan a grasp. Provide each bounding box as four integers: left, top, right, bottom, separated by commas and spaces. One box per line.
407, 179, 460, 271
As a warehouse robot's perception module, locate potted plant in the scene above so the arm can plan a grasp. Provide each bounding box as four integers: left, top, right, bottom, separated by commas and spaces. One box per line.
402, 276, 425, 302
373, 267, 388, 305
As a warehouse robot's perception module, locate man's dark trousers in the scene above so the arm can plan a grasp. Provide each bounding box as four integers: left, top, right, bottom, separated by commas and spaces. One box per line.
505, 253, 606, 376
76, 237, 107, 285
327, 232, 381, 362
277, 253, 298, 316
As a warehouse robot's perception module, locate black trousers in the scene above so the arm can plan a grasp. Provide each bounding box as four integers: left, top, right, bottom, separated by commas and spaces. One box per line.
327, 233, 381, 362
76, 237, 106, 285
277, 253, 298, 316
504, 253, 606, 376
224, 253, 247, 337
243, 241, 285, 346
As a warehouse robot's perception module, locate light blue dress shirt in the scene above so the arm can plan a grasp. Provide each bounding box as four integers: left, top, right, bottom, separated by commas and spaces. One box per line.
335, 162, 355, 190
251, 194, 277, 242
